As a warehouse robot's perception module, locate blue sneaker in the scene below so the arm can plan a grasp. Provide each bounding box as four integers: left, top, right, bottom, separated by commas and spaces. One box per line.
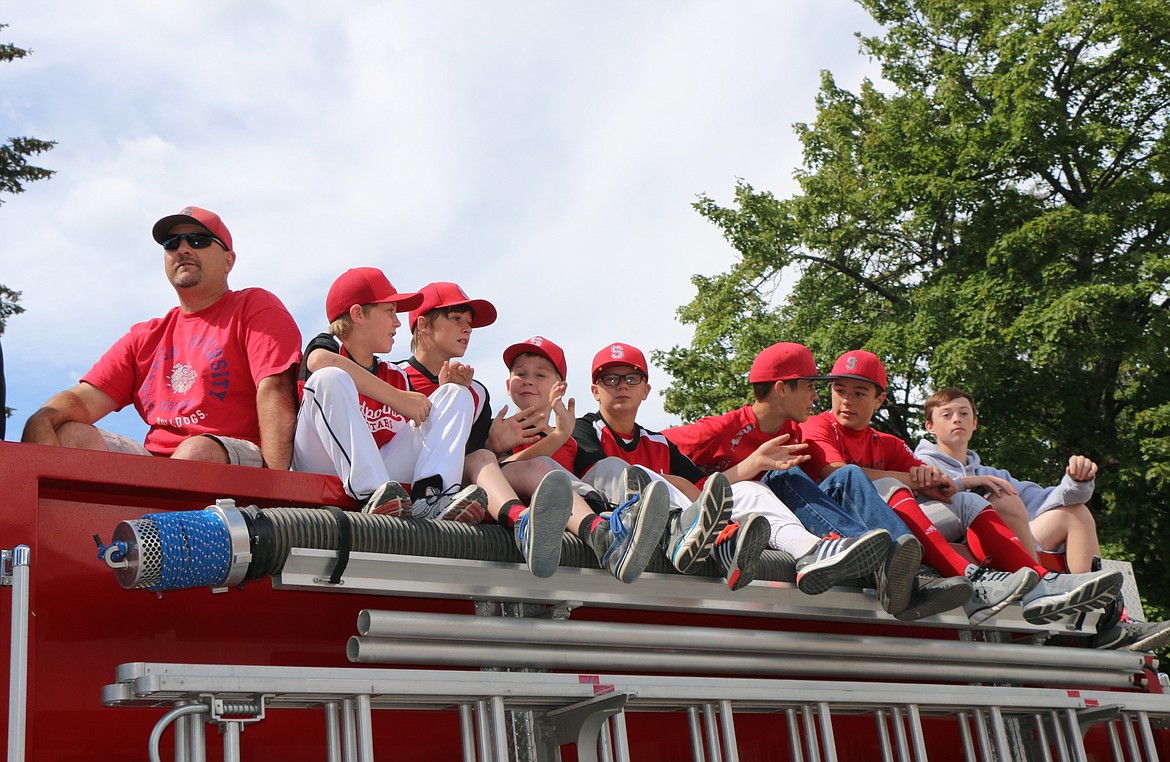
514, 470, 572, 578
596, 479, 670, 583
664, 472, 733, 574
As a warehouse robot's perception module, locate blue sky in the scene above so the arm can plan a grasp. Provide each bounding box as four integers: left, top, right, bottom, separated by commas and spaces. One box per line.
1, 1, 881, 442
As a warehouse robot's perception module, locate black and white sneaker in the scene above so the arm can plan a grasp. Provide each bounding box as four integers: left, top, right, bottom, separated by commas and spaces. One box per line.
794, 529, 890, 596
664, 473, 733, 574
893, 569, 974, 621
1093, 620, 1170, 652
513, 470, 573, 578
711, 513, 770, 591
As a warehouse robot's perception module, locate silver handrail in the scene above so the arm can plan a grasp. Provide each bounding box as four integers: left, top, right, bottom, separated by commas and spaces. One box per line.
6, 545, 30, 762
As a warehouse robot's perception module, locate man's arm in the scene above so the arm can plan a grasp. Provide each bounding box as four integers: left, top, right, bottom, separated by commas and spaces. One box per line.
21, 383, 118, 445
256, 368, 297, 470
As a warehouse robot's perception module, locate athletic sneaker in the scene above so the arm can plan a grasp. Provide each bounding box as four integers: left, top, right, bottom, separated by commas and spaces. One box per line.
795, 528, 890, 596
1093, 620, 1170, 652
593, 479, 671, 583
359, 480, 413, 517
711, 513, 770, 591
964, 566, 1040, 626
1022, 569, 1124, 625
413, 484, 487, 523
513, 470, 573, 578
893, 571, 974, 622
622, 465, 652, 503
663, 473, 734, 574
874, 534, 922, 616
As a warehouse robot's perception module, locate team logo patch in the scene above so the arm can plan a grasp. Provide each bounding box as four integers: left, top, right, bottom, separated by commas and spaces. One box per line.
170, 363, 197, 394
846, 355, 858, 371
529, 336, 545, 346
610, 344, 624, 360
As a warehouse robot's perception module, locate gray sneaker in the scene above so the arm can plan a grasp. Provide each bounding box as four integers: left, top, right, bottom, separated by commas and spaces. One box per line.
1093, 620, 1170, 652
414, 484, 487, 523
664, 473, 733, 574
964, 566, 1040, 626
893, 570, 974, 621
795, 529, 890, 596
360, 480, 413, 517
874, 534, 922, 615
1022, 569, 1123, 625
593, 479, 671, 583
622, 465, 652, 506
513, 470, 573, 578
711, 513, 771, 591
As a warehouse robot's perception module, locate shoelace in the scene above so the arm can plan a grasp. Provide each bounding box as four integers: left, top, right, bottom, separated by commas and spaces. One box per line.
608, 496, 638, 541
970, 567, 1015, 584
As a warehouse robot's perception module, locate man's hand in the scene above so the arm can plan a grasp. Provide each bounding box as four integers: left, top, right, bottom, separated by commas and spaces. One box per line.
1067, 455, 1098, 482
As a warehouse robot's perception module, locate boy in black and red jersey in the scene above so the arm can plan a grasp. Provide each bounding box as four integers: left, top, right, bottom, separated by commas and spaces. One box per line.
572, 342, 769, 588
292, 268, 485, 521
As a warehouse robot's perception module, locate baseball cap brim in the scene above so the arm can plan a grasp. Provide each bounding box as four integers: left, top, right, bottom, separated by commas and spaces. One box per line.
152, 214, 213, 244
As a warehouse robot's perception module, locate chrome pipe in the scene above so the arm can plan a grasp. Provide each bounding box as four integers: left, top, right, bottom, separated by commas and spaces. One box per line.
817, 702, 837, 762
719, 700, 739, 762
702, 704, 721, 762
6, 546, 30, 762
346, 637, 1136, 689
324, 702, 341, 762
686, 706, 706, 762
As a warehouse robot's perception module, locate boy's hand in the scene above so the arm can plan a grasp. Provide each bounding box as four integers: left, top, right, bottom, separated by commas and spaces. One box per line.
439, 360, 475, 387
551, 395, 575, 437
1067, 455, 1098, 482
909, 466, 957, 502
965, 474, 1017, 497
397, 391, 432, 426
486, 404, 543, 455
746, 434, 810, 473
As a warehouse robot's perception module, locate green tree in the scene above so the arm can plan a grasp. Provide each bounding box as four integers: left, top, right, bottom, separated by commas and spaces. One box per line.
2, 24, 56, 425
658, 0, 1170, 616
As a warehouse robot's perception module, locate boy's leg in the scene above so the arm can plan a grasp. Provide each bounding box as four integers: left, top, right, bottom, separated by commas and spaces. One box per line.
816, 465, 914, 538
984, 492, 1038, 560
762, 467, 873, 537
413, 383, 476, 489
1031, 504, 1100, 573
293, 367, 394, 502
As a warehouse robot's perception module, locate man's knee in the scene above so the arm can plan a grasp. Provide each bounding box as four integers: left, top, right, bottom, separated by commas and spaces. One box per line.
57, 421, 111, 451
171, 435, 230, 464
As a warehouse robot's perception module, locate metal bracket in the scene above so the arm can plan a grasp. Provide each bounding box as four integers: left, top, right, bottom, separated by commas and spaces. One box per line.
536, 692, 629, 762
199, 693, 271, 725
1, 548, 11, 587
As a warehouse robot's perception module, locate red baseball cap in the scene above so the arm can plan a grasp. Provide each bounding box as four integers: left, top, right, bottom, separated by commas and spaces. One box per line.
830, 350, 888, 391
152, 206, 233, 251
503, 336, 567, 379
591, 342, 648, 379
748, 342, 832, 383
325, 268, 423, 322
408, 282, 498, 330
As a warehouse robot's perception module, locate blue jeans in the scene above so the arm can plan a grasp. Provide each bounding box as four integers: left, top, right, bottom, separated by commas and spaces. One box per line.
762, 465, 911, 539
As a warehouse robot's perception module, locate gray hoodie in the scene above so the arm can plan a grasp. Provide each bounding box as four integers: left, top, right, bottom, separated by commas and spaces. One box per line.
914, 439, 1094, 521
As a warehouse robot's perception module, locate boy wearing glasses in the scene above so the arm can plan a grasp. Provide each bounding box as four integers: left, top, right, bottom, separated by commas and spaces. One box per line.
23, 206, 300, 469
572, 342, 770, 590
291, 268, 485, 521
499, 336, 670, 583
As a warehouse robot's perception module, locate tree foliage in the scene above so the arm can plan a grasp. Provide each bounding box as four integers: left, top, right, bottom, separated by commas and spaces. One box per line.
2, 24, 55, 422
658, 0, 1170, 615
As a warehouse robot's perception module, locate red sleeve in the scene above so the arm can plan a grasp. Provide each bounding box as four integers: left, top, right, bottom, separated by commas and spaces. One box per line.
81, 327, 142, 411
798, 413, 844, 481
662, 418, 720, 466
239, 289, 302, 384
879, 433, 923, 472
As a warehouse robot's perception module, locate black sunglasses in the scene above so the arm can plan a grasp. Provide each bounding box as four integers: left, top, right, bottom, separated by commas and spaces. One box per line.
162, 233, 226, 251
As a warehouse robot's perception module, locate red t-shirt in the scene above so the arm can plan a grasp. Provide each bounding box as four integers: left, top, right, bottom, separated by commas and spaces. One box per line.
798, 410, 921, 482
664, 404, 799, 478
82, 288, 301, 455
511, 436, 578, 473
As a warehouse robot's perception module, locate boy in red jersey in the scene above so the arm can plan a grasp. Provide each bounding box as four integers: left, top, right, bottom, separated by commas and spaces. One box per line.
500, 336, 669, 583
666, 342, 969, 617
572, 342, 769, 589
800, 350, 1123, 625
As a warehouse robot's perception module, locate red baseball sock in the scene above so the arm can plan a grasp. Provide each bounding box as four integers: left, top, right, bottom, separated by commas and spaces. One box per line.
886, 487, 971, 576
968, 511, 1047, 575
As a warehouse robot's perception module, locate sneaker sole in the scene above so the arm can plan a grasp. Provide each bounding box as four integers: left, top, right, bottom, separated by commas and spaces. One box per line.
1023, 571, 1124, 625
1123, 624, 1170, 653
362, 481, 413, 517
895, 576, 974, 621
723, 514, 770, 592
671, 473, 733, 574
433, 486, 488, 524
613, 480, 671, 583
622, 466, 652, 505
524, 471, 573, 578
879, 535, 922, 615
797, 529, 890, 596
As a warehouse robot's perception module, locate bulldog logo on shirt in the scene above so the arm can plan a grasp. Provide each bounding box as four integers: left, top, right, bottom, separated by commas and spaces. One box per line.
170, 362, 198, 394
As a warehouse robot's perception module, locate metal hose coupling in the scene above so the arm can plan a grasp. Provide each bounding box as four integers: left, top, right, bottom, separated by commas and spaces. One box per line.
95, 499, 253, 592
